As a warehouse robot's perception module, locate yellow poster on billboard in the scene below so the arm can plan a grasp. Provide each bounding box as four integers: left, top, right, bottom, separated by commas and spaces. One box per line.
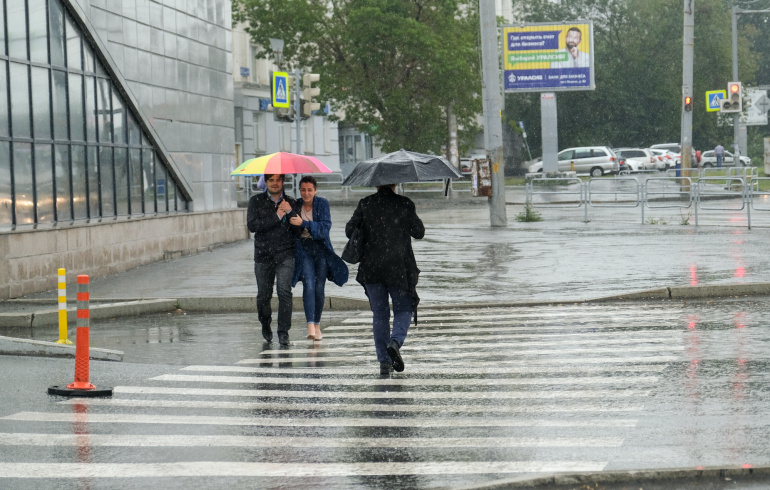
502, 21, 594, 93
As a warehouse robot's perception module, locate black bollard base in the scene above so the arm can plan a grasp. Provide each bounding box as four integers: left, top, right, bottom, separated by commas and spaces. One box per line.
47, 385, 114, 397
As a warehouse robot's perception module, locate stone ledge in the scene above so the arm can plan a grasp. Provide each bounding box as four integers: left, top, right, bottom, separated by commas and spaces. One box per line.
0, 335, 123, 361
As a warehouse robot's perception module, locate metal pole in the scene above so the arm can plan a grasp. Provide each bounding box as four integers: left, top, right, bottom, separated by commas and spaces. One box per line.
479, 0, 507, 227
681, 0, 694, 186
732, 6, 741, 161
294, 68, 302, 197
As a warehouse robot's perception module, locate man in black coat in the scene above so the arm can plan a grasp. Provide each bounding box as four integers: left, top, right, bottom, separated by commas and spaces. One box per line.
345, 184, 425, 375
247, 174, 300, 345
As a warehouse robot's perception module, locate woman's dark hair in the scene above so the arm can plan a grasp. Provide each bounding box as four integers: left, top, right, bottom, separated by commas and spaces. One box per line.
299, 175, 317, 189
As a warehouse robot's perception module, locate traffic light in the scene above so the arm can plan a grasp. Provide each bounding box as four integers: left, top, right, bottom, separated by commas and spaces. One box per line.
721, 82, 742, 113
684, 96, 692, 111
302, 73, 321, 117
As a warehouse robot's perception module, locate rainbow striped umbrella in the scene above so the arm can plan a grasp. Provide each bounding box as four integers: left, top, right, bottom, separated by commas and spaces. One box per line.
231, 152, 332, 176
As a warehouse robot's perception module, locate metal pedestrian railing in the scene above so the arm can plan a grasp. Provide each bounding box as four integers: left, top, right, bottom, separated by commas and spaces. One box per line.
525, 172, 770, 229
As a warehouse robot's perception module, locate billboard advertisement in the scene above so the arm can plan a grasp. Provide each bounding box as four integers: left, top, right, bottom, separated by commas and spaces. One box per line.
502, 21, 594, 93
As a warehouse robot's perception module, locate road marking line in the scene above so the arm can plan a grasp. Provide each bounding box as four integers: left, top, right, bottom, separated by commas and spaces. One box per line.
325, 324, 683, 333
0, 432, 624, 448
150, 374, 659, 386
236, 355, 680, 365
56, 398, 644, 413
110, 386, 651, 400
256, 345, 683, 358
0, 461, 607, 478
182, 364, 668, 375
261, 337, 681, 354
1, 412, 638, 427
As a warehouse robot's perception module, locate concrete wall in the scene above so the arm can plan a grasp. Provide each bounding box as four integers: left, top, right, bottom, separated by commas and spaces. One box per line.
0, 210, 248, 300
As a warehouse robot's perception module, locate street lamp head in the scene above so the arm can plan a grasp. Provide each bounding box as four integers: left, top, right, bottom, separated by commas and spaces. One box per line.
269, 38, 284, 68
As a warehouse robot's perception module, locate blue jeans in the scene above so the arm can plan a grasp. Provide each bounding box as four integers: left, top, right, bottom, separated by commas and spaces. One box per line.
364, 283, 412, 363
300, 239, 328, 324
254, 255, 294, 334
716, 154, 723, 167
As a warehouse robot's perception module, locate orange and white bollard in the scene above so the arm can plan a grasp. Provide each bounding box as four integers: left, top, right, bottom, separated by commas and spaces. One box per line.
55, 268, 73, 345
48, 275, 113, 397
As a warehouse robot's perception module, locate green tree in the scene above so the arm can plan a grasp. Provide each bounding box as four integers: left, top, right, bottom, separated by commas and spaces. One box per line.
232, 0, 482, 154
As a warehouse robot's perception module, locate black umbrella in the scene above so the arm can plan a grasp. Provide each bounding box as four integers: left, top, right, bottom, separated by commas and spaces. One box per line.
342, 149, 462, 187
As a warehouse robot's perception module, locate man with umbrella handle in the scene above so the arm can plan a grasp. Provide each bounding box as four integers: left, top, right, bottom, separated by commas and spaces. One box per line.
247, 173, 301, 346
345, 183, 425, 375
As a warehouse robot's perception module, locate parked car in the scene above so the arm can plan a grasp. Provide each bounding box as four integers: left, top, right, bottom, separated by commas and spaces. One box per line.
648, 148, 677, 170
527, 147, 619, 177
459, 158, 472, 175
613, 148, 661, 172
650, 143, 696, 166
699, 150, 751, 168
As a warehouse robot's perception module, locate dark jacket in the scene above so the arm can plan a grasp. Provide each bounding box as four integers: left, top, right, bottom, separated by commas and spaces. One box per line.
345, 187, 424, 300
246, 191, 300, 263
291, 195, 349, 287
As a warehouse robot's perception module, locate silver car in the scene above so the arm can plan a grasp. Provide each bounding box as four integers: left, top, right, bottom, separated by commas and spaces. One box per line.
528, 146, 620, 177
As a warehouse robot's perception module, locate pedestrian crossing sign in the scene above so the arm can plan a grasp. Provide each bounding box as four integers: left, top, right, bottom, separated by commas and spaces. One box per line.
706, 90, 726, 112
272, 71, 290, 108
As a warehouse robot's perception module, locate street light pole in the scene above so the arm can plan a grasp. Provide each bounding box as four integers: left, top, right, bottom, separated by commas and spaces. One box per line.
479, 0, 507, 227
681, 0, 694, 181
731, 6, 741, 160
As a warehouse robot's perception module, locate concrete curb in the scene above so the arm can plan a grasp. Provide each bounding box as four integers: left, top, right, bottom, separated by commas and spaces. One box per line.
0, 335, 123, 361
455, 465, 770, 489
176, 296, 371, 313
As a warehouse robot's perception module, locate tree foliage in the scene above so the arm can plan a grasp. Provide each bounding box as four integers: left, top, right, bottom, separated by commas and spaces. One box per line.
232, 0, 482, 154
506, 0, 761, 165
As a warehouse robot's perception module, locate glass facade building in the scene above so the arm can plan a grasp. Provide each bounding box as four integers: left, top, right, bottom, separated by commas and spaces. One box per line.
0, 0, 235, 231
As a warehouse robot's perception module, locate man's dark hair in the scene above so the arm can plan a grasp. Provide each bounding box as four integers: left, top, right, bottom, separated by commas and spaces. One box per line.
299, 175, 317, 188
568, 27, 582, 36
264, 174, 285, 182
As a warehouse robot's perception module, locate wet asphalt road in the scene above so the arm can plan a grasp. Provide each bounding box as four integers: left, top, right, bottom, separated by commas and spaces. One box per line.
3, 297, 770, 488
5, 189, 770, 487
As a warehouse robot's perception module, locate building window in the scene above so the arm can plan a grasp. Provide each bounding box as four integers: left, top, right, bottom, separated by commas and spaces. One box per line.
304, 118, 314, 154
323, 119, 331, 154
0, 0, 187, 230
339, 133, 373, 164
252, 112, 265, 154
279, 123, 291, 152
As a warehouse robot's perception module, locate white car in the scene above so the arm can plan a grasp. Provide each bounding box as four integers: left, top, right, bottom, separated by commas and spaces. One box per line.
648, 148, 677, 170
527, 147, 619, 177
699, 150, 751, 168
613, 148, 661, 172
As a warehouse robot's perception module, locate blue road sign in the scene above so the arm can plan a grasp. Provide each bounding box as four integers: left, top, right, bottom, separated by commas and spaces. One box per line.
272, 72, 290, 108
706, 90, 726, 112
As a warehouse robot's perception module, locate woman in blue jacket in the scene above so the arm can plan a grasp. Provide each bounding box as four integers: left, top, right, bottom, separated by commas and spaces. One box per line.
289, 176, 348, 340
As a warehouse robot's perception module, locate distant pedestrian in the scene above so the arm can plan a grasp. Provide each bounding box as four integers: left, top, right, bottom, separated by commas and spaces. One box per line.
289, 176, 348, 341
247, 174, 301, 345
345, 184, 425, 375
715, 144, 725, 167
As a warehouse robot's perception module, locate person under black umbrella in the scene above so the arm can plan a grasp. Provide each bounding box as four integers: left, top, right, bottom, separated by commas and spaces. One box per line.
345, 183, 425, 375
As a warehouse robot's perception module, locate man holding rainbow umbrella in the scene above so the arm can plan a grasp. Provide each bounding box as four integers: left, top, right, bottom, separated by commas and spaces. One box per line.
232, 152, 331, 345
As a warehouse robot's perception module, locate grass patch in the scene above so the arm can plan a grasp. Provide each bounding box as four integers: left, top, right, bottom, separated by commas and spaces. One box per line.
516, 201, 543, 222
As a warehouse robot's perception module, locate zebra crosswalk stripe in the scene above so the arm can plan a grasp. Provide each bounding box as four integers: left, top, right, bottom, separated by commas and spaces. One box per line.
236, 355, 680, 364
0, 461, 608, 478
149, 373, 659, 386
111, 385, 652, 400
1, 412, 638, 428
180, 364, 668, 375
55, 398, 644, 413
0, 433, 625, 448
